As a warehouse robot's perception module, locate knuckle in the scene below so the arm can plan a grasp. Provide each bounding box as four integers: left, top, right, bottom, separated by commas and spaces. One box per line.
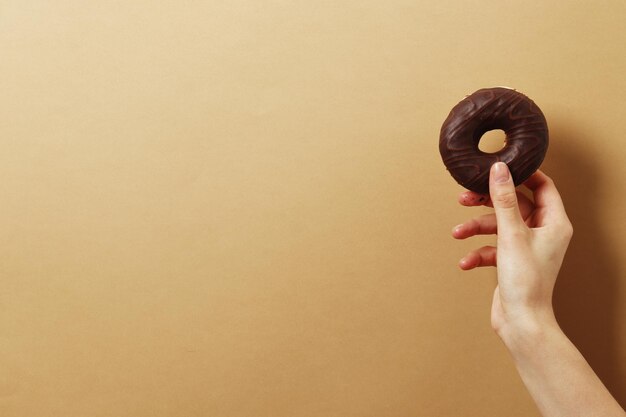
508, 226, 529, 240
499, 227, 528, 245
493, 190, 518, 208
562, 221, 574, 239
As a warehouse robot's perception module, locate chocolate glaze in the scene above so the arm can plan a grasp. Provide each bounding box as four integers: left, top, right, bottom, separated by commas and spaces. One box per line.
439, 87, 548, 194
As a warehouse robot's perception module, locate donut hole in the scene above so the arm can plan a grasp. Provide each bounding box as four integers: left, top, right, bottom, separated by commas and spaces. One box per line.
478, 129, 506, 153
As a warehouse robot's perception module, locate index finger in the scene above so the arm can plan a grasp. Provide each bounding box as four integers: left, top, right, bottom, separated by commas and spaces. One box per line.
523, 170, 568, 218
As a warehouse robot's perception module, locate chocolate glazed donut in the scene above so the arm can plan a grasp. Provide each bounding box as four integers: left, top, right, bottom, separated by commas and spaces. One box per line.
439, 87, 548, 194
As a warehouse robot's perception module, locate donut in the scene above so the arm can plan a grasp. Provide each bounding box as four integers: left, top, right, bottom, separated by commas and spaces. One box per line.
439, 87, 548, 194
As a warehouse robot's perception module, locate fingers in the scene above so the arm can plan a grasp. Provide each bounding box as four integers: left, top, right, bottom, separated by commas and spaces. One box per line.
458, 190, 534, 211
458, 191, 491, 207
523, 170, 569, 221
458, 189, 535, 214
459, 246, 497, 270
452, 213, 496, 239
453, 194, 535, 239
489, 162, 526, 236
454, 175, 535, 240
462, 169, 565, 215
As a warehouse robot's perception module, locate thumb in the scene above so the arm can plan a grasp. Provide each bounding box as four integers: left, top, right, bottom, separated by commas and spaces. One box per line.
489, 162, 525, 233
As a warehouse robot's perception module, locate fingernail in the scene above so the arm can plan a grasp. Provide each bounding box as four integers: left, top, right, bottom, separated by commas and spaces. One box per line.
493, 162, 510, 183
459, 257, 468, 269
452, 224, 463, 234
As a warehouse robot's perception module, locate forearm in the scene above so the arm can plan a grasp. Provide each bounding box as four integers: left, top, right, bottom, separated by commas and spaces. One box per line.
499, 315, 625, 417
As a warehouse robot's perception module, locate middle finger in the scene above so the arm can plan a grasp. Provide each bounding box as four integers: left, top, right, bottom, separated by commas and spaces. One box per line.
452, 200, 535, 239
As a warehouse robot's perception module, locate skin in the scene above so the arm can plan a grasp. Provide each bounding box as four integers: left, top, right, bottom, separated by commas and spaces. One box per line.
452, 162, 625, 417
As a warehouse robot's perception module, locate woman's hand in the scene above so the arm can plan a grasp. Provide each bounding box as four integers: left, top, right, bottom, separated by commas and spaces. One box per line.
452, 162, 625, 417
451, 162, 573, 338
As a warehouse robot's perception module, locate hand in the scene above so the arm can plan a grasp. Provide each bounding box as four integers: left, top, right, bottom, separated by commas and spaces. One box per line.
451, 162, 573, 337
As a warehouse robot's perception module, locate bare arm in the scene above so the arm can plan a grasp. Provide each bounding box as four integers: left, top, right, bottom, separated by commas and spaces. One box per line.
501, 315, 623, 417
452, 162, 625, 417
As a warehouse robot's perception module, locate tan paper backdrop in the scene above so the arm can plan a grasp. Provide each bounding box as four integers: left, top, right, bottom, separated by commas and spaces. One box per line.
1, 1, 624, 415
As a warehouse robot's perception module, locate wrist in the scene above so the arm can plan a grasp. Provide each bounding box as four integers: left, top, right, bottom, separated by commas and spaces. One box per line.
495, 307, 561, 357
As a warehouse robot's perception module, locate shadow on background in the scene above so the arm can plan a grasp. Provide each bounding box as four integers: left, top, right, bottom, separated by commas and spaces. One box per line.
542, 123, 624, 406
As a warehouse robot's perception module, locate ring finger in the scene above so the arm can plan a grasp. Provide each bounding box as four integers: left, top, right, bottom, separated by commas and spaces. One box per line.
459, 246, 497, 270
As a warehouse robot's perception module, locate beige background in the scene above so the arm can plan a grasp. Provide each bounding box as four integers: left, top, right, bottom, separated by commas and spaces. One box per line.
1, 1, 624, 415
